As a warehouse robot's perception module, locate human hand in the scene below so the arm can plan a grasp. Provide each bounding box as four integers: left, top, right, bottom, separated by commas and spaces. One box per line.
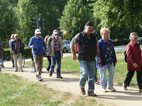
30, 45, 34, 49
73, 54, 77, 60
133, 63, 138, 68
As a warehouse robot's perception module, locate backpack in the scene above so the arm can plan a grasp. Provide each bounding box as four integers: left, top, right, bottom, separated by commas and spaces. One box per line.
124, 51, 127, 63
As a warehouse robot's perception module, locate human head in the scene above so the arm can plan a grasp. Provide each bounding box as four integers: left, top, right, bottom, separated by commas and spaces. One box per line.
84, 21, 94, 35
100, 28, 110, 41
14, 34, 19, 41
129, 32, 138, 44
11, 34, 15, 39
35, 29, 41, 38
52, 29, 59, 40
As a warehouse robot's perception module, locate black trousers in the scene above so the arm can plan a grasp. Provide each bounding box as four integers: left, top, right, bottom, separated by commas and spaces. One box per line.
124, 70, 142, 89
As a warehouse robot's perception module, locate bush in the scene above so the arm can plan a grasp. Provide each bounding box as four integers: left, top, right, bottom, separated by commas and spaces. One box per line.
3, 47, 32, 60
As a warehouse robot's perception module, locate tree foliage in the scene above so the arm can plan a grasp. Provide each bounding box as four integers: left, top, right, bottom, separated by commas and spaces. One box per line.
0, 0, 17, 46
59, 0, 92, 38
16, 0, 37, 44
92, 0, 142, 32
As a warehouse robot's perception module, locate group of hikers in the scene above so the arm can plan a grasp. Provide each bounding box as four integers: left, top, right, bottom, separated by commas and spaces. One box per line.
0, 21, 142, 97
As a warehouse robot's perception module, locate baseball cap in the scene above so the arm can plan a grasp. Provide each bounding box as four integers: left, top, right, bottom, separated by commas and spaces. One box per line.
35, 29, 41, 35
53, 29, 59, 35
85, 21, 94, 28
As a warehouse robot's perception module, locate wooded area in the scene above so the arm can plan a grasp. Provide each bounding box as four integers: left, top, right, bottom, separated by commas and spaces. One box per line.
1, 0, 142, 47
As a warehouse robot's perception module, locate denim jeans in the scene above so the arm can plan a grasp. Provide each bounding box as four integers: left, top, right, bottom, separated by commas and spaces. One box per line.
50, 51, 61, 77
46, 56, 51, 71
79, 60, 96, 91
99, 63, 114, 89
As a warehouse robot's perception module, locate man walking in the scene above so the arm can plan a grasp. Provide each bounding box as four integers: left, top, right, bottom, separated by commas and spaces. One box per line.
70, 21, 100, 96
11, 34, 24, 72
28, 29, 46, 81
47, 29, 63, 78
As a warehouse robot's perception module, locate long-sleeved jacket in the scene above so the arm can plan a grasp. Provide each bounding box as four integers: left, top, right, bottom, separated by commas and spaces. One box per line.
47, 36, 63, 57
11, 39, 24, 55
126, 41, 142, 71
28, 36, 46, 56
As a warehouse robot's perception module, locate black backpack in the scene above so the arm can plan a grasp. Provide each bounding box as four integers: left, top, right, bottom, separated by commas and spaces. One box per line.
124, 51, 127, 63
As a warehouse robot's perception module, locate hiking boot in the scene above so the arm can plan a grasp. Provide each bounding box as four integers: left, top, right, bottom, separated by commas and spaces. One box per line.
88, 91, 97, 97
108, 87, 116, 92
49, 71, 52, 77
57, 76, 63, 79
80, 88, 86, 95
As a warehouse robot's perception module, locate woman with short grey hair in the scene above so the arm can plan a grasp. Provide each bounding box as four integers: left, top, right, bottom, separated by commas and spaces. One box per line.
124, 32, 142, 92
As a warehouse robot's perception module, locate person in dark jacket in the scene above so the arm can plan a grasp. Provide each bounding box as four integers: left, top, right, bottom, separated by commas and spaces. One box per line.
70, 21, 101, 96
98, 28, 117, 92
124, 32, 142, 92
11, 34, 24, 72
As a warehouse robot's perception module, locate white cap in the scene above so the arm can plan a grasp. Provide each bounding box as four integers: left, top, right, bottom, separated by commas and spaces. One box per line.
35, 29, 41, 35
53, 29, 59, 35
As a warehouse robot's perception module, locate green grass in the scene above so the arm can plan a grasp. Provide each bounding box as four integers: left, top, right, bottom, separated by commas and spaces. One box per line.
0, 73, 104, 106
26, 52, 138, 86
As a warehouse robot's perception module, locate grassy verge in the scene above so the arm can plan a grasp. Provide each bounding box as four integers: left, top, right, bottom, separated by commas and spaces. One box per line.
26, 51, 137, 86
0, 72, 103, 106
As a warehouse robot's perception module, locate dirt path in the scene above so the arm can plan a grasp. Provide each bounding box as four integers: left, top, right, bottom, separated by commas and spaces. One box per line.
1, 56, 142, 106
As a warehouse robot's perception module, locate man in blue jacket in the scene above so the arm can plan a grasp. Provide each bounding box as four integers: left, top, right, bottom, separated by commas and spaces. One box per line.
28, 29, 46, 81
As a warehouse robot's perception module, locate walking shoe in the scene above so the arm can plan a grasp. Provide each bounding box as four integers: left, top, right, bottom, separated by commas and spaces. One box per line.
95, 81, 100, 85
139, 89, 142, 93
88, 91, 97, 97
49, 71, 52, 77
57, 76, 63, 79
108, 87, 116, 92
80, 88, 86, 95
15, 69, 18, 72
123, 84, 127, 90
102, 88, 107, 92
36, 74, 43, 81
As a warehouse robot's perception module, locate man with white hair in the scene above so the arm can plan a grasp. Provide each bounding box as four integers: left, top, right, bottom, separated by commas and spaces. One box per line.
28, 29, 46, 81
11, 34, 24, 72
9, 34, 15, 67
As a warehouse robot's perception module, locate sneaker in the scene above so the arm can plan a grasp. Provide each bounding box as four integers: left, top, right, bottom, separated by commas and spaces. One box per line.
88, 91, 97, 97
102, 88, 107, 92
57, 76, 63, 79
139, 89, 142, 93
108, 87, 116, 92
80, 88, 86, 95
